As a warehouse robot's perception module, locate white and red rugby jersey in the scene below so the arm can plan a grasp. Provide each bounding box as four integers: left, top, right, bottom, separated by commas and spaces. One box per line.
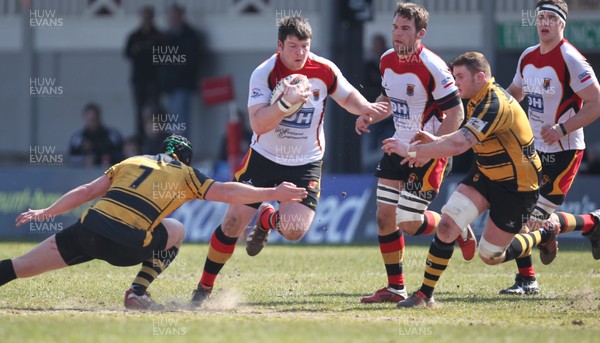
513, 39, 597, 152
247, 52, 354, 166
380, 45, 460, 143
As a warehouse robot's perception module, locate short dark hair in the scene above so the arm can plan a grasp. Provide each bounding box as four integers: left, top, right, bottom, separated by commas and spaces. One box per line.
83, 103, 101, 117
160, 134, 193, 165
451, 52, 492, 78
536, 0, 568, 16
394, 2, 429, 31
277, 16, 312, 43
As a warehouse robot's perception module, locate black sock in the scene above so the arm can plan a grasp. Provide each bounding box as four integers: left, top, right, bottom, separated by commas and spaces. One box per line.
0, 259, 17, 286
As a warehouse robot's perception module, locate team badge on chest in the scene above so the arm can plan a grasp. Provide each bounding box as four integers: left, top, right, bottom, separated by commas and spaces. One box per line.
406, 84, 415, 96
312, 89, 320, 101
543, 78, 551, 90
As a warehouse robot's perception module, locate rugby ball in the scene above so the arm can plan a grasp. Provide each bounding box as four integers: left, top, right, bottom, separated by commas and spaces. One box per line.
270, 74, 308, 117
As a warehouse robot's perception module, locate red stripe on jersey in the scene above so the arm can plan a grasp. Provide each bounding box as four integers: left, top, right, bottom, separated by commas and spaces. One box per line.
580, 75, 591, 83
443, 81, 454, 88
315, 98, 327, 153
554, 94, 581, 123
268, 52, 336, 92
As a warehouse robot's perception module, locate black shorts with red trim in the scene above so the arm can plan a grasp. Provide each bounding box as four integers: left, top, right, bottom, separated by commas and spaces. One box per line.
233, 148, 321, 211
374, 152, 449, 201
538, 149, 583, 205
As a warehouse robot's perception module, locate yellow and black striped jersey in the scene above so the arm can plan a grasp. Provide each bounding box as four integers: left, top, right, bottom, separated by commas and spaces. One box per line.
463, 78, 541, 192
81, 154, 214, 247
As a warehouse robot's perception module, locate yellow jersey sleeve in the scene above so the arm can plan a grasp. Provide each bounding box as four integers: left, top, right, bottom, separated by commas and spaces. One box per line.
186, 168, 215, 200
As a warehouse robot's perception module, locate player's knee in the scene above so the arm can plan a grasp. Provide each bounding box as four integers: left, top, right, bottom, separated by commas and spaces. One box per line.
399, 220, 422, 235
477, 237, 505, 264
221, 215, 244, 237
278, 217, 310, 241
435, 219, 458, 242
163, 218, 185, 243
441, 191, 479, 230
376, 208, 397, 234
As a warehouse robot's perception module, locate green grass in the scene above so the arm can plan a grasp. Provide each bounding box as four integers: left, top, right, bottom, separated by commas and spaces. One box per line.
0, 240, 599, 343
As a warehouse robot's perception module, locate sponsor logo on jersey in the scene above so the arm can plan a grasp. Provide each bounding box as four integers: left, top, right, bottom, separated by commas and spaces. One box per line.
280, 108, 315, 129
527, 93, 544, 113
466, 117, 488, 132
442, 77, 454, 88
251, 88, 263, 98
407, 173, 418, 184
406, 84, 415, 96
578, 71, 591, 83
389, 97, 410, 119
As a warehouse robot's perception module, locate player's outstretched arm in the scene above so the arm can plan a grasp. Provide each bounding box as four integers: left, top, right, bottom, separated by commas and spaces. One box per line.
15, 175, 111, 227
204, 181, 308, 204
382, 127, 475, 161
337, 89, 390, 117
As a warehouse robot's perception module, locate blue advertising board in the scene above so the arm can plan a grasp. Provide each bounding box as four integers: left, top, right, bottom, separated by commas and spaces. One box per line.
1, 167, 599, 242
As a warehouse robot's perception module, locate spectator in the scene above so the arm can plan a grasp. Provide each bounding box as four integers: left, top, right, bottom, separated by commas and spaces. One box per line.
124, 5, 165, 140
140, 105, 170, 156
160, 4, 211, 137
69, 103, 123, 167
123, 136, 141, 158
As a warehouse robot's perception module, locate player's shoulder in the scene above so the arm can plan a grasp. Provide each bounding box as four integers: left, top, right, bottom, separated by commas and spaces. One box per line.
419, 46, 451, 72
252, 53, 278, 76
419, 46, 447, 65
307, 52, 338, 73
560, 39, 589, 64
518, 44, 540, 62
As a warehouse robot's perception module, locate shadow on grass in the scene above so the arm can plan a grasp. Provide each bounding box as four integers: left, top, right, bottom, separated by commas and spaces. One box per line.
308, 293, 366, 297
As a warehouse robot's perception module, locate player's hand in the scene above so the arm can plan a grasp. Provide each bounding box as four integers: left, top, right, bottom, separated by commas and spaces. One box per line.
355, 114, 372, 135
282, 77, 311, 105
540, 124, 563, 145
381, 137, 410, 157
409, 130, 437, 144
360, 101, 389, 118
274, 181, 308, 203
401, 156, 431, 168
15, 208, 49, 227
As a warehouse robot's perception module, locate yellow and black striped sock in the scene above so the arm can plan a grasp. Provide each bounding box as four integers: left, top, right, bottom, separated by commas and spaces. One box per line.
504, 230, 549, 262
131, 246, 179, 296
413, 210, 440, 236
378, 230, 405, 290
199, 225, 237, 289
419, 235, 453, 298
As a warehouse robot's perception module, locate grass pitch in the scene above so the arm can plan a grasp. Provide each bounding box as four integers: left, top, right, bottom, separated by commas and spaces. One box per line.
0, 239, 599, 343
